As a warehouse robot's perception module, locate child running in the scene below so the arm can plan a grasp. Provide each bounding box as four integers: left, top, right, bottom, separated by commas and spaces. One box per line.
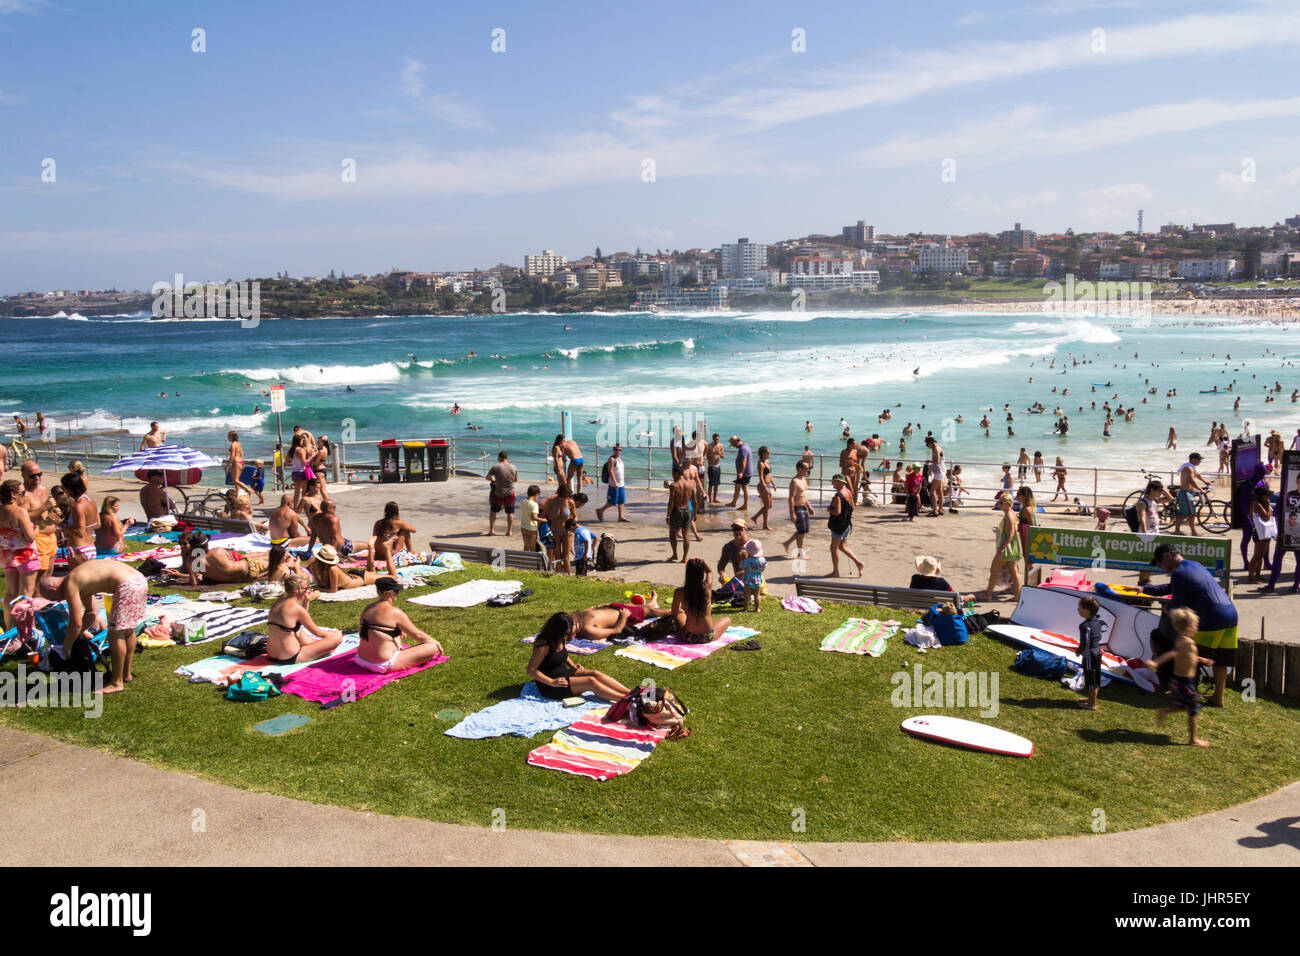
1143, 607, 1214, 747
1076, 596, 1108, 710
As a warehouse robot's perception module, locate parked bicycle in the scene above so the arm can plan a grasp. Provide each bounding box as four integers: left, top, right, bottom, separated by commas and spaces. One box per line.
1122, 471, 1230, 535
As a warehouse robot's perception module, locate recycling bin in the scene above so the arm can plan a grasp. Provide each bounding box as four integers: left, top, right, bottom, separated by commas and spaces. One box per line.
403, 441, 429, 481
378, 439, 401, 483
428, 439, 450, 482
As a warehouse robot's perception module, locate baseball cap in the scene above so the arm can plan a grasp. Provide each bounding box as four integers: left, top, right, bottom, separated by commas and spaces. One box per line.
831, 473, 846, 483
1150, 543, 1180, 566
730, 518, 748, 530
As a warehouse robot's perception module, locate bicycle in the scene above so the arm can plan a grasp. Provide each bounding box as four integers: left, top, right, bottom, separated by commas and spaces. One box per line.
7, 436, 37, 464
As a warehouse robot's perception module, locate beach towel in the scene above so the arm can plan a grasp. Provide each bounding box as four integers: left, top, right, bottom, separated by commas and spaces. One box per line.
315, 584, 379, 602
820, 618, 900, 656
407, 579, 522, 608
521, 633, 610, 656
614, 625, 760, 670
181, 605, 270, 645
445, 682, 603, 739
279, 649, 448, 708
197, 590, 243, 602
781, 595, 822, 613
175, 635, 361, 685
526, 707, 672, 781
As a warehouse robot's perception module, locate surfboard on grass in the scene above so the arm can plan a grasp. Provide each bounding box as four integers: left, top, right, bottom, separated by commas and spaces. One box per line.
988, 623, 1143, 687
901, 715, 1033, 758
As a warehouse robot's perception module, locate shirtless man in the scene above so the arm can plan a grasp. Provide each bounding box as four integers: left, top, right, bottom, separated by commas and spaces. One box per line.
706, 434, 725, 504
140, 422, 166, 450
139, 469, 174, 520
1174, 452, 1212, 537
42, 559, 148, 695
680, 456, 704, 542
21, 460, 59, 582
685, 430, 708, 510
308, 498, 368, 560
559, 436, 588, 489
572, 594, 672, 641
667, 465, 693, 562
782, 459, 815, 556
60, 472, 99, 568
268, 493, 310, 548
167, 531, 268, 586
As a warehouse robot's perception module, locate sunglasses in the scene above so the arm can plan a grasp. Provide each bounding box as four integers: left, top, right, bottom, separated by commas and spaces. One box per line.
25, 472, 41, 478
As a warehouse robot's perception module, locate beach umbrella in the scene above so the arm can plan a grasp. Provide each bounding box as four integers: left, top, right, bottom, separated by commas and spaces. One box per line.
100, 444, 224, 476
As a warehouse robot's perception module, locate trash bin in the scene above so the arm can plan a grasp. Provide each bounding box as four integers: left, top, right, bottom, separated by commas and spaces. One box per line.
378, 439, 401, 483
428, 439, 450, 482
403, 441, 429, 481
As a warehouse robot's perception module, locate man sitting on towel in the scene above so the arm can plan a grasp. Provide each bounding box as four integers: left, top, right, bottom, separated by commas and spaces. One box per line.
573, 594, 673, 641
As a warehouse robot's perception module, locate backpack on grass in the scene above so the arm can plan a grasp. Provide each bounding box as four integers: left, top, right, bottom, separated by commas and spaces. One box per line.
595, 533, 617, 571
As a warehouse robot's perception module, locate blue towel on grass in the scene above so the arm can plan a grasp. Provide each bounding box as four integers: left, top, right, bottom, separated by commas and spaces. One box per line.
444, 682, 604, 739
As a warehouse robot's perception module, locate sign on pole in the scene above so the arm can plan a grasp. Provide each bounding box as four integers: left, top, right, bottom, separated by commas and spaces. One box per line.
561, 410, 572, 442
269, 385, 287, 413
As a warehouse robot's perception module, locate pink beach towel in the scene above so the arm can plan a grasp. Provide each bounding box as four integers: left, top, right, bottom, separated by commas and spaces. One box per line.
279, 649, 448, 708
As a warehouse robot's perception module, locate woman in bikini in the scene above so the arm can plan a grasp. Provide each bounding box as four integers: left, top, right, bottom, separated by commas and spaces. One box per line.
356, 577, 443, 673
95, 496, 132, 556
527, 610, 629, 701
226, 431, 261, 505
0, 479, 39, 629
60, 472, 99, 568
371, 501, 415, 576
290, 433, 311, 510
1051, 457, 1069, 501
750, 445, 775, 531
305, 544, 383, 592
266, 571, 344, 665
670, 558, 732, 644
299, 478, 328, 518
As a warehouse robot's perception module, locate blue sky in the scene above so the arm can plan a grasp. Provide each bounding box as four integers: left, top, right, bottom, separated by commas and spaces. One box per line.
2, 0, 1299, 293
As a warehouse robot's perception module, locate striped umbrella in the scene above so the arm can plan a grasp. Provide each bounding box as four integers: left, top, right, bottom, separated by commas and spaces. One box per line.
101, 444, 224, 475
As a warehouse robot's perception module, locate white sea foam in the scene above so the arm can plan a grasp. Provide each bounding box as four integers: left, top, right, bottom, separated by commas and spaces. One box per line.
557, 338, 696, 360
1003, 318, 1122, 344
73, 408, 270, 435
225, 362, 403, 385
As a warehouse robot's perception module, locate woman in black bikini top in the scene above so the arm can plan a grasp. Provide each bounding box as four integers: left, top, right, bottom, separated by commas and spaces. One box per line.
266, 571, 344, 665
525, 611, 631, 702
355, 577, 443, 674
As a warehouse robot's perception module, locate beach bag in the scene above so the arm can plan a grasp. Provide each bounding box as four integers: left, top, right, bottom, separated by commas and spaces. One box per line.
922, 603, 969, 645
595, 533, 617, 571
45, 635, 103, 677
221, 632, 268, 660
137, 557, 166, 577
712, 577, 742, 602
1012, 647, 1075, 680
1254, 515, 1278, 540
638, 686, 690, 739
225, 671, 281, 702
1123, 504, 1140, 532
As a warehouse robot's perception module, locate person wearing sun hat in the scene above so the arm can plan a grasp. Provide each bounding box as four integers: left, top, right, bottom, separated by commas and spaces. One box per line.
826, 474, 863, 577
305, 543, 384, 593
909, 554, 978, 604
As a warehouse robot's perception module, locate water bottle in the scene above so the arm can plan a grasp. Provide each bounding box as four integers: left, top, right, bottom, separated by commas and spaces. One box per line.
965, 598, 975, 616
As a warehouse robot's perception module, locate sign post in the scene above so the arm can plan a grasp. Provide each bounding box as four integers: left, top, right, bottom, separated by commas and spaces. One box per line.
270, 385, 287, 484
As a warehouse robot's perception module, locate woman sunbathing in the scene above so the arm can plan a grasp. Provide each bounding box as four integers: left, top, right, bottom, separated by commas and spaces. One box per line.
527, 611, 631, 701
165, 531, 269, 586
572, 594, 672, 641
266, 571, 344, 665
670, 558, 732, 643
356, 577, 443, 673
371, 501, 416, 576
305, 544, 385, 592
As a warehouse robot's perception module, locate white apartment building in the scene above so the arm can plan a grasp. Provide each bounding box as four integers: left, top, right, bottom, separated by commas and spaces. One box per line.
524, 249, 568, 277
720, 238, 768, 278
1179, 258, 1238, 280
787, 271, 880, 291
790, 254, 853, 276
916, 245, 970, 274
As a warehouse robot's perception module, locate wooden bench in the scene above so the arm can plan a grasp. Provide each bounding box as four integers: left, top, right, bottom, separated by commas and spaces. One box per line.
794, 577, 960, 612
179, 513, 256, 535
429, 539, 553, 573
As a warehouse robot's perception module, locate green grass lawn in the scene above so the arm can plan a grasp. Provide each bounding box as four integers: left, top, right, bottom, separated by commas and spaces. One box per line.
3, 567, 1298, 843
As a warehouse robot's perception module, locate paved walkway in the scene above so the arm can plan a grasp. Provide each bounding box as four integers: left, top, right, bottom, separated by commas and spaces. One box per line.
2, 727, 1297, 865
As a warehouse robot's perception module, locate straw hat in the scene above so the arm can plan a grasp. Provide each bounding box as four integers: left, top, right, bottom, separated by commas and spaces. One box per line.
315, 545, 340, 565
915, 555, 942, 577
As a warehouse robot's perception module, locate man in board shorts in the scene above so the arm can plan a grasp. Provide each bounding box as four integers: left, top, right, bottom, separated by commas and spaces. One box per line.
486, 450, 518, 536
43, 559, 147, 695
706, 434, 724, 504
1174, 452, 1212, 537
1144, 543, 1238, 708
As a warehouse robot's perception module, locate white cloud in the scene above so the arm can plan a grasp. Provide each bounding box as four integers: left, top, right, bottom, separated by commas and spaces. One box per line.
856, 96, 1300, 167
951, 190, 1063, 220
398, 57, 488, 131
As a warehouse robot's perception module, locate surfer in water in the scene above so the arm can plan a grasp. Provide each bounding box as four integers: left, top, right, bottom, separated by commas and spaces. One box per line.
451, 403, 461, 415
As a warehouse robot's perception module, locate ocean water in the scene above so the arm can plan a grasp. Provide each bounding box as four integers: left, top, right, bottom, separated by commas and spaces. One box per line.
3, 309, 1297, 476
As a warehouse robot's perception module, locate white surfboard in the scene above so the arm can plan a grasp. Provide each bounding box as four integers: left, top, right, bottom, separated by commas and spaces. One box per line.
901, 715, 1033, 758
987, 623, 1156, 690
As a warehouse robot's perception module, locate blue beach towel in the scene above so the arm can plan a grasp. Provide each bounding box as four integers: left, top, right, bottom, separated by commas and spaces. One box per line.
444, 682, 603, 739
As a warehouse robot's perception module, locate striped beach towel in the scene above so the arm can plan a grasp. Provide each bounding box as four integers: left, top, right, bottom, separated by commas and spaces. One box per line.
614, 626, 759, 670
521, 633, 610, 656
820, 618, 900, 656
526, 707, 671, 781
184, 606, 270, 644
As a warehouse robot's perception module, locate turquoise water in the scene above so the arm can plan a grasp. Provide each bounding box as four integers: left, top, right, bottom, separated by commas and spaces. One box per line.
3, 309, 1297, 475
